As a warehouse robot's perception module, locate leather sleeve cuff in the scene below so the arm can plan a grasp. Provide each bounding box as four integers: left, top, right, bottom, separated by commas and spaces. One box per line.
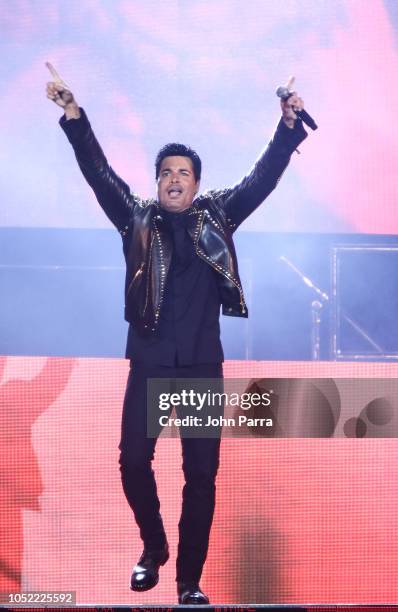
272, 117, 308, 155
59, 107, 90, 142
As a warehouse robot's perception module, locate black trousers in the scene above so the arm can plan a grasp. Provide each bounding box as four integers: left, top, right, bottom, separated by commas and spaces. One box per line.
119, 361, 223, 583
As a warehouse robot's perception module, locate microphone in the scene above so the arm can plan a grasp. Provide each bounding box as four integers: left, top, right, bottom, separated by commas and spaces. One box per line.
276, 85, 318, 131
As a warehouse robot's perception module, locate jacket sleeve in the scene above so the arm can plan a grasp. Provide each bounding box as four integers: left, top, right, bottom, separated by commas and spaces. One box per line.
218, 118, 308, 231
60, 108, 136, 234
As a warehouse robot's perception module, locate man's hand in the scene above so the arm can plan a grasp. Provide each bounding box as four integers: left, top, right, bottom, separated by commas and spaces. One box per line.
280, 76, 304, 129
45, 62, 80, 119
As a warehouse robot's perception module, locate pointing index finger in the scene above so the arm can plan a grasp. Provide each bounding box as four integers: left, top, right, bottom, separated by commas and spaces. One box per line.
285, 75, 295, 93
45, 61, 70, 88
46, 61, 61, 81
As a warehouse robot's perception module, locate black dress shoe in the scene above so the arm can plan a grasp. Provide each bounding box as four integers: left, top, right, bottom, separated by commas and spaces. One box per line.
130, 545, 169, 592
177, 581, 210, 605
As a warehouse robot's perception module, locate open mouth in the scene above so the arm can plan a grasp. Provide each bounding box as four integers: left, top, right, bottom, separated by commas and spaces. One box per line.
168, 187, 183, 197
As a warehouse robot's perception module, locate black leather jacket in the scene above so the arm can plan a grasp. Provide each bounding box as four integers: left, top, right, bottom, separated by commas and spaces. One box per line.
61, 109, 307, 335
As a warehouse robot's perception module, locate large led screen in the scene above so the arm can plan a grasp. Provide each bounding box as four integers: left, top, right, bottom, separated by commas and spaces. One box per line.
1, 357, 398, 605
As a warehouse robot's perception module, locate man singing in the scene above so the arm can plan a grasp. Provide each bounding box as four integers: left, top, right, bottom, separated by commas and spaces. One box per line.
46, 62, 308, 605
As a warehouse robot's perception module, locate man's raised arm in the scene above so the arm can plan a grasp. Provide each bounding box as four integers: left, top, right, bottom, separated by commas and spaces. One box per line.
46, 62, 134, 235
217, 77, 309, 231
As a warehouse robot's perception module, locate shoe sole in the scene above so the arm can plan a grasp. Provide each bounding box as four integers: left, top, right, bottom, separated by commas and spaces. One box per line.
178, 596, 210, 605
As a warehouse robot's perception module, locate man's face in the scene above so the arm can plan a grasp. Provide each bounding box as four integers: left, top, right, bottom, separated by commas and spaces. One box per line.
157, 156, 200, 212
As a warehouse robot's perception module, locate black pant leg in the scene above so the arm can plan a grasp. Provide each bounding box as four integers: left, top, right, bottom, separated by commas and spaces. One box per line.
175, 363, 223, 582
176, 436, 221, 582
118, 362, 170, 550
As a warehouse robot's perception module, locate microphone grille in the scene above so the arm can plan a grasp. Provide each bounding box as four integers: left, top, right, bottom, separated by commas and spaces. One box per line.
276, 86, 291, 99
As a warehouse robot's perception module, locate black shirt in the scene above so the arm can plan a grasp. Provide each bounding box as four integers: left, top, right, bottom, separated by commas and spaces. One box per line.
126, 208, 224, 365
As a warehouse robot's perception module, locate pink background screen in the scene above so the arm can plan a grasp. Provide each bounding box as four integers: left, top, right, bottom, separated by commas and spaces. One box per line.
1, 357, 398, 605
2, 0, 398, 233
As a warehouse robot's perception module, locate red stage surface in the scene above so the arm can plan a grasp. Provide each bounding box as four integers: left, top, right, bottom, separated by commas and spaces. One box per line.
1, 357, 398, 605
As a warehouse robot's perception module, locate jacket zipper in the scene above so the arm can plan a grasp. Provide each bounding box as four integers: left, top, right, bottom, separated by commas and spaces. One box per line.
143, 233, 155, 317
152, 222, 167, 324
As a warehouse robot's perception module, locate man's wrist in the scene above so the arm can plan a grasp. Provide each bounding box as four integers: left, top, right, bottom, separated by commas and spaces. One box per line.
64, 102, 81, 120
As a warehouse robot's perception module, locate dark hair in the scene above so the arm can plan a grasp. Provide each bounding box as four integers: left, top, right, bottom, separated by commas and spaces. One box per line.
155, 143, 201, 181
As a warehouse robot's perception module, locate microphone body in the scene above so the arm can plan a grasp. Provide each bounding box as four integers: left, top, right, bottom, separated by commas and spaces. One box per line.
276, 85, 318, 131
